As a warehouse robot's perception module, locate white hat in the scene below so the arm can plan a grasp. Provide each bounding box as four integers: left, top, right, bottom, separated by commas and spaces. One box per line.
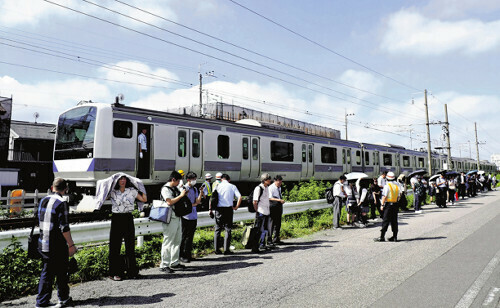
205, 173, 213, 179
215, 172, 222, 179
386, 171, 396, 181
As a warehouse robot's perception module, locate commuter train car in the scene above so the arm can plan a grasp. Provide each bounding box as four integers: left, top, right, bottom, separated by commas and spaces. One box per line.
53, 101, 495, 199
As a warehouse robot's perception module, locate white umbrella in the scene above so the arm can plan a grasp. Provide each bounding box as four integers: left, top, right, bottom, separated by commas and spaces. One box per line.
429, 174, 440, 182
478, 170, 485, 175
345, 172, 369, 181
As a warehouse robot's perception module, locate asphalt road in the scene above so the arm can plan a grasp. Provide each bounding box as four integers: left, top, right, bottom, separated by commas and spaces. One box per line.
5, 190, 500, 308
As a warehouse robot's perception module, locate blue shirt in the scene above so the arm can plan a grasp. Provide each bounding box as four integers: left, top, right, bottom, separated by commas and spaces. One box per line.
183, 185, 198, 220
37, 193, 70, 252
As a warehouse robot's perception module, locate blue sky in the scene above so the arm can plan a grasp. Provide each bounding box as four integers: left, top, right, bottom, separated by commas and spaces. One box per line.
1, 0, 499, 161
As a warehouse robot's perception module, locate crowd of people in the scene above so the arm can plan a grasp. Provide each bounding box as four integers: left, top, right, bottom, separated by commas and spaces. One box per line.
33, 168, 496, 307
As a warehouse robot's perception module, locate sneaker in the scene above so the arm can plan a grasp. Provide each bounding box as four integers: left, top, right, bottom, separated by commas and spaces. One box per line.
214, 250, 223, 255
415, 210, 422, 214
388, 236, 398, 242
180, 257, 190, 263
170, 264, 186, 270
108, 275, 122, 281
159, 267, 174, 273
373, 237, 385, 242
58, 297, 74, 307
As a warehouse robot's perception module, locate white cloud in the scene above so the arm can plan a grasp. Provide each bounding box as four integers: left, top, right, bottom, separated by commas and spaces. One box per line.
0, 75, 111, 123
98, 61, 180, 91
423, 0, 500, 19
381, 10, 500, 55
0, 0, 177, 27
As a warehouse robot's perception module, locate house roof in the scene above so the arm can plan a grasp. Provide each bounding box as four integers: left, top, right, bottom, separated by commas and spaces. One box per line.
10, 120, 56, 140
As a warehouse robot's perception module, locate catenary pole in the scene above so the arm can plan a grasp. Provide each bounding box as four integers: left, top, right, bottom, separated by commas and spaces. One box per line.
424, 89, 433, 174
444, 104, 452, 169
475, 122, 480, 170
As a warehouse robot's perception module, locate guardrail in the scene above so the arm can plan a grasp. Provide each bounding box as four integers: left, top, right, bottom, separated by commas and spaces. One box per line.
0, 190, 50, 211
0, 199, 330, 250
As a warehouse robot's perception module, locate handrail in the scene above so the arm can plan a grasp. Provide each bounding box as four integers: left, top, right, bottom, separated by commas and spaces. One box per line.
0, 199, 330, 250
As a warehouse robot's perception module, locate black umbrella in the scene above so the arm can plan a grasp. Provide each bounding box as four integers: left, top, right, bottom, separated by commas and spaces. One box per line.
446, 171, 460, 177
467, 170, 478, 175
437, 170, 448, 175
408, 169, 427, 178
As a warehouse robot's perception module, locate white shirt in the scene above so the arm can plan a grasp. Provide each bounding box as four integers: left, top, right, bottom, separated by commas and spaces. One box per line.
448, 179, 456, 190
359, 188, 368, 204
138, 133, 147, 150
410, 177, 418, 188
254, 184, 270, 215
110, 187, 138, 213
268, 182, 282, 199
436, 177, 447, 187
333, 180, 346, 197
215, 180, 241, 208
377, 176, 387, 190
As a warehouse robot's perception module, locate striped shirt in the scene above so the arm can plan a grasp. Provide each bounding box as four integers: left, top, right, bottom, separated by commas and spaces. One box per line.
37, 193, 70, 252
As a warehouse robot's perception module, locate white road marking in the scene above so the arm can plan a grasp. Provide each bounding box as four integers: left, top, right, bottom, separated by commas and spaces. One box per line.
482, 287, 500, 306
455, 249, 500, 308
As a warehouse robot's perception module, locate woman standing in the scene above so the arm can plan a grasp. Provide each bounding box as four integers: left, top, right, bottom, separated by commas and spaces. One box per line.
108, 175, 147, 281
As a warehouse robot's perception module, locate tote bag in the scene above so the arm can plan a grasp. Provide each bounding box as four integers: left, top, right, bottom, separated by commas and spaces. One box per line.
150, 200, 172, 224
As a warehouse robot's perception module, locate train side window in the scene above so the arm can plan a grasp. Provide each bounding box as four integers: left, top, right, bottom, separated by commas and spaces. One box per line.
321, 147, 337, 164
347, 150, 351, 164
192, 132, 200, 158
178, 130, 187, 157
271, 141, 294, 162
403, 155, 410, 167
355, 150, 361, 165
418, 157, 424, 168
308, 145, 313, 163
242, 137, 249, 160
252, 138, 258, 160
218, 135, 230, 159
365, 152, 370, 165
383, 153, 392, 166
113, 120, 132, 138
302, 145, 307, 163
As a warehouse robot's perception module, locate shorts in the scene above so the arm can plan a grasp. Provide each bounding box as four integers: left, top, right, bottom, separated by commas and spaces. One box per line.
346, 204, 359, 213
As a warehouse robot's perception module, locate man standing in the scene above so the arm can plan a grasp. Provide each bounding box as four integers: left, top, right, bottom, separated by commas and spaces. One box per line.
268, 175, 285, 245
374, 172, 401, 242
137, 128, 149, 179
459, 172, 466, 200
211, 174, 242, 255
212, 172, 223, 191
377, 171, 388, 217
332, 175, 347, 229
252, 173, 272, 253
180, 172, 203, 263
36, 178, 76, 308
201, 173, 213, 211
413, 176, 424, 213
436, 173, 448, 208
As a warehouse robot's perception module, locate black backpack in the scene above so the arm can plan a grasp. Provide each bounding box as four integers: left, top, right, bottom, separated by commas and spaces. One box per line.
325, 186, 334, 204
248, 185, 264, 213
165, 186, 193, 217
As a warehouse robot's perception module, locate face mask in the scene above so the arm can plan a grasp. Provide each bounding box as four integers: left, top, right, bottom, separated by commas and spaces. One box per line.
190, 180, 197, 186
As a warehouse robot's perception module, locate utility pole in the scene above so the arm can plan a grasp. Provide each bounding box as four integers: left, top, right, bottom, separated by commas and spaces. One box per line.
444, 104, 452, 169
475, 122, 480, 170
199, 73, 203, 117
344, 109, 355, 141
424, 89, 433, 174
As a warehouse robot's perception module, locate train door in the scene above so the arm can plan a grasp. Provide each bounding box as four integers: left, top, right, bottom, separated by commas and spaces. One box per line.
342, 148, 352, 174
250, 137, 260, 179
373, 151, 380, 175
137, 123, 153, 179
176, 128, 203, 176
301, 143, 314, 178
395, 153, 401, 175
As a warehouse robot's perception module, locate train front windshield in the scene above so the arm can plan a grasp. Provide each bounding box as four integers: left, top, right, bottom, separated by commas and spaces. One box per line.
54, 106, 96, 160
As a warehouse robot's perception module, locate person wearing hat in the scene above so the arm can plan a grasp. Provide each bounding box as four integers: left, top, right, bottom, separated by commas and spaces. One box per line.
200, 173, 213, 211
213, 172, 223, 191
177, 170, 185, 191
374, 171, 401, 242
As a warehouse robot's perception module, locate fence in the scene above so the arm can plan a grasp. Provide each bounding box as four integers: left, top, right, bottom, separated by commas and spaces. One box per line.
0, 198, 331, 251
0, 190, 50, 212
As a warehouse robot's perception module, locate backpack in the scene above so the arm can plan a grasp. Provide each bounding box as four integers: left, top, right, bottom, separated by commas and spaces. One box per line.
325, 186, 334, 204
165, 186, 193, 217
248, 185, 264, 213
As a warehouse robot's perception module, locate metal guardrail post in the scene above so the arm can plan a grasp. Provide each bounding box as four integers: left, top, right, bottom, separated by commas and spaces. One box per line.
137, 236, 144, 248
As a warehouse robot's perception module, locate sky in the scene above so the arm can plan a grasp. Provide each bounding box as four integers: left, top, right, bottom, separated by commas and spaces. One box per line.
1, 0, 499, 161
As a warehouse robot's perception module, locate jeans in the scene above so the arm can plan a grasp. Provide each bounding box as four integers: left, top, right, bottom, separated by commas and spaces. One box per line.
36, 241, 69, 306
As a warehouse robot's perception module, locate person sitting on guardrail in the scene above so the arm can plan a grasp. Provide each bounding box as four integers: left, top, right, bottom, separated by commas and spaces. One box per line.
108, 175, 147, 281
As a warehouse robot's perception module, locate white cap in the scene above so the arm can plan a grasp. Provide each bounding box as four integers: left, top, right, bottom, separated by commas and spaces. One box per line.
215, 172, 223, 179
386, 172, 396, 181
205, 173, 213, 179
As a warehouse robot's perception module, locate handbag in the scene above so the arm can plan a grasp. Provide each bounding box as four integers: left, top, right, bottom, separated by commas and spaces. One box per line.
149, 200, 172, 224
210, 189, 219, 209
27, 223, 41, 259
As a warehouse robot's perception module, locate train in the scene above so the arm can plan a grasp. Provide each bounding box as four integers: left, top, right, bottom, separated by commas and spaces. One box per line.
52, 101, 496, 202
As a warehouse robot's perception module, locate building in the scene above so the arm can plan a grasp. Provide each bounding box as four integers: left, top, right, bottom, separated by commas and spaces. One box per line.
6, 120, 56, 192
490, 154, 500, 171
168, 102, 341, 139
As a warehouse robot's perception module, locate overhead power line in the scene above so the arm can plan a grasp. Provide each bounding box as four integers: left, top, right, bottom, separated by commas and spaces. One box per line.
42, 0, 423, 121
228, 0, 422, 92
